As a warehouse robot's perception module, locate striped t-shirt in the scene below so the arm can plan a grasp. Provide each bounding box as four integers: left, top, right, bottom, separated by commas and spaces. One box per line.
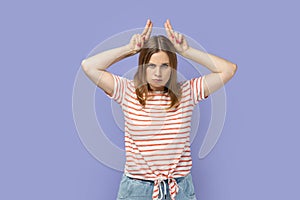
107, 74, 207, 200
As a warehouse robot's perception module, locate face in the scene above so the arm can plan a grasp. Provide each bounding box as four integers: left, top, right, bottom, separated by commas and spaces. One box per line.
146, 51, 172, 91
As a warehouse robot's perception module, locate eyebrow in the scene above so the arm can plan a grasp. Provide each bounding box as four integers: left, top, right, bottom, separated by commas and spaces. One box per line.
148, 62, 170, 65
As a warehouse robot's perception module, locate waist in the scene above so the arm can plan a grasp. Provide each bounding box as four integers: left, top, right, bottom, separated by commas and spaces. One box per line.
126, 173, 190, 184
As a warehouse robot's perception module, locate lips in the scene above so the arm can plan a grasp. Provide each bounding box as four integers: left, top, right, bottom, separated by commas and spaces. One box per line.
152, 79, 162, 82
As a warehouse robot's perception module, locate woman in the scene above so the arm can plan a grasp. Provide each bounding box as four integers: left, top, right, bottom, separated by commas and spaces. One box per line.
81, 19, 237, 200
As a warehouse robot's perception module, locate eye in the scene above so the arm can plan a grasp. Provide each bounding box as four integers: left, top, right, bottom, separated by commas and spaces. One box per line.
147, 64, 156, 69
161, 64, 169, 69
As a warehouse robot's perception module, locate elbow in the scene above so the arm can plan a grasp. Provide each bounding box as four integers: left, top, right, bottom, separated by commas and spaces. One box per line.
230, 63, 238, 76
81, 59, 88, 72
223, 63, 237, 79
233, 63, 238, 73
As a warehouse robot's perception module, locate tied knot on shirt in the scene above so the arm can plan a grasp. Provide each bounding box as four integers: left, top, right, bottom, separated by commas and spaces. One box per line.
152, 175, 179, 200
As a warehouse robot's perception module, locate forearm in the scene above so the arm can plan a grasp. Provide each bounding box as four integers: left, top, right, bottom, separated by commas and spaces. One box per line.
81, 44, 135, 72
181, 47, 237, 74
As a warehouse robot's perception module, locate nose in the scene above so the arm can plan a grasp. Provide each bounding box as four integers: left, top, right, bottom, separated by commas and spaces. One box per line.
154, 66, 162, 77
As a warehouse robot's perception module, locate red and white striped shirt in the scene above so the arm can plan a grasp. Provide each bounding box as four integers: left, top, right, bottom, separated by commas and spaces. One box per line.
108, 74, 207, 200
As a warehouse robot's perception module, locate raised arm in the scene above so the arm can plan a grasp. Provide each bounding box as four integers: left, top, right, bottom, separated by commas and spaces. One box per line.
164, 19, 237, 97
81, 19, 153, 96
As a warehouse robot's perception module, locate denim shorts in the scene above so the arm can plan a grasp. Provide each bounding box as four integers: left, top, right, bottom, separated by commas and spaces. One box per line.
117, 173, 197, 200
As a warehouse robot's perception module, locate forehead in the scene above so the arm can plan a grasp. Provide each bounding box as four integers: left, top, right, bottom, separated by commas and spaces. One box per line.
148, 51, 169, 63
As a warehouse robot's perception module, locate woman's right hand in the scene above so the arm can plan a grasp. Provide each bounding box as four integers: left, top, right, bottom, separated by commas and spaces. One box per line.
128, 19, 153, 53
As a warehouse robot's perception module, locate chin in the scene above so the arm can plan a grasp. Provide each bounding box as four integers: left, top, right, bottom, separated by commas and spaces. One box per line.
149, 83, 165, 91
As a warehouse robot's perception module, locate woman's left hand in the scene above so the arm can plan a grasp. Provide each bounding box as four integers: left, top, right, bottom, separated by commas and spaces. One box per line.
164, 19, 189, 54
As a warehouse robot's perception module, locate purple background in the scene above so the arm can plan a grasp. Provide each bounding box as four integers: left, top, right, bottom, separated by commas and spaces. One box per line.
1, 0, 299, 199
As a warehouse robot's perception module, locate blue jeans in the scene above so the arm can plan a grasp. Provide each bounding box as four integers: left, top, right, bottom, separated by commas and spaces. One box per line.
117, 173, 197, 200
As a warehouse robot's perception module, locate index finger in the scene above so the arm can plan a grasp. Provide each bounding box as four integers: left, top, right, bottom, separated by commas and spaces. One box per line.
165, 19, 174, 39
164, 21, 172, 39
141, 19, 151, 36
166, 19, 173, 31
144, 21, 152, 40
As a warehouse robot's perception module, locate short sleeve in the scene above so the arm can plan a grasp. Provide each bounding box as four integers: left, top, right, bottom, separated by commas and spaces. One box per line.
190, 76, 208, 105
106, 74, 128, 105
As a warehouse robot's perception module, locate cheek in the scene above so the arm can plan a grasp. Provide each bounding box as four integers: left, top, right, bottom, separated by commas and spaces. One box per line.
165, 69, 172, 79
145, 69, 152, 81
146, 68, 151, 75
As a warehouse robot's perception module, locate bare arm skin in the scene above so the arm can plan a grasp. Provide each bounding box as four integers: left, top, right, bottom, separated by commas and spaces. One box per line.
81, 45, 134, 96
180, 47, 237, 97
164, 19, 237, 97
81, 20, 153, 96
